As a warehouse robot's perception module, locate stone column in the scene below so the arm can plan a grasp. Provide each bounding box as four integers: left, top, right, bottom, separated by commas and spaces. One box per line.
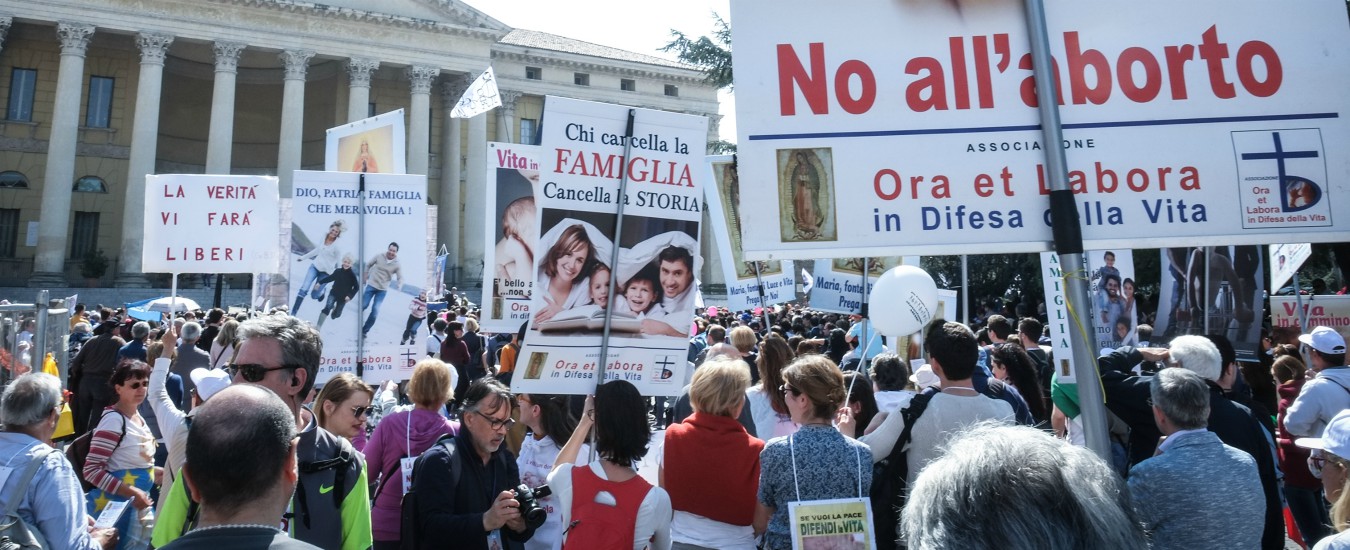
115, 32, 174, 288
439, 79, 465, 283
205, 41, 244, 174
462, 104, 489, 289
276, 49, 314, 197
346, 57, 379, 122
31, 22, 95, 286
495, 90, 522, 143
707, 113, 723, 148
0, 17, 12, 52
406, 65, 438, 177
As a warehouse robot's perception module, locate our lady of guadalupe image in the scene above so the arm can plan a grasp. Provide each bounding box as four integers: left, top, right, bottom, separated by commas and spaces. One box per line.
778, 148, 838, 242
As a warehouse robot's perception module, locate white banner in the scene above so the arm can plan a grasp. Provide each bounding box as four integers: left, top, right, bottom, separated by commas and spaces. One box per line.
1270, 242, 1313, 292
731, 0, 1350, 259
514, 97, 708, 396
325, 110, 407, 174
289, 171, 428, 384
1154, 245, 1265, 362
142, 174, 279, 273
481, 143, 542, 333
808, 257, 918, 315
704, 155, 797, 311
1272, 296, 1350, 341
1039, 252, 1077, 383
1085, 249, 1138, 352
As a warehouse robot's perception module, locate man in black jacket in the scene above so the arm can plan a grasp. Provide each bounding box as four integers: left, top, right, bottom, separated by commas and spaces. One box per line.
317, 255, 359, 329
415, 378, 535, 549
1097, 336, 1283, 550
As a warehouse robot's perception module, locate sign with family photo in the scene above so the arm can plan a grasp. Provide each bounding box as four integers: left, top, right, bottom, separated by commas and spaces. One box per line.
514, 96, 708, 396
480, 143, 542, 333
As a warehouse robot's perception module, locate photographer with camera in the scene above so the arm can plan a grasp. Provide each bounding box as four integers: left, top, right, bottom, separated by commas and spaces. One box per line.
412, 378, 536, 549
549, 381, 672, 550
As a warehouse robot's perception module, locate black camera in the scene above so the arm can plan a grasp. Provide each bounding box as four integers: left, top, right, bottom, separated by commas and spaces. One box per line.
513, 483, 553, 529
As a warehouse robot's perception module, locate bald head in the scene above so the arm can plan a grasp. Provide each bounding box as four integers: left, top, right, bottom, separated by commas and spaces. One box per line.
184, 385, 297, 514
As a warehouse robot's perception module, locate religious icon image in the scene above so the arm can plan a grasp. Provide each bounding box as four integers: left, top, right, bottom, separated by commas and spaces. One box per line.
715, 161, 782, 279
335, 124, 395, 175
778, 148, 838, 243
832, 257, 889, 276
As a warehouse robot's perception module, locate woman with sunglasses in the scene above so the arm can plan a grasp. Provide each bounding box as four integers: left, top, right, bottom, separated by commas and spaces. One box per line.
365, 359, 459, 550
754, 355, 870, 550
84, 359, 158, 549
988, 342, 1049, 426
1297, 410, 1350, 549
314, 372, 375, 452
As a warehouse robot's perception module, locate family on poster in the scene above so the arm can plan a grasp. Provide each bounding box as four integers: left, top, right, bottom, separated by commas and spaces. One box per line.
1087, 250, 1138, 351
532, 215, 698, 338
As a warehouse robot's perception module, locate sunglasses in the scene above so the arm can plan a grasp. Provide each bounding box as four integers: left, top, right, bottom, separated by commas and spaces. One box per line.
473, 409, 515, 430
227, 363, 299, 383
350, 406, 372, 418
121, 380, 146, 390
779, 384, 802, 397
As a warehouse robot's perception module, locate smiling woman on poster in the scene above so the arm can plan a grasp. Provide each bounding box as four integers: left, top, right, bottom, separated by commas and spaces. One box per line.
293, 219, 348, 315
535, 220, 612, 323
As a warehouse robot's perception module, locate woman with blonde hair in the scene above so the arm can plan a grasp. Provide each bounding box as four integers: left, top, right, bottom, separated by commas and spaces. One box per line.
294, 219, 348, 314
364, 359, 460, 549
314, 372, 374, 451
662, 358, 765, 550
208, 319, 239, 369
1296, 410, 1350, 549
754, 355, 870, 550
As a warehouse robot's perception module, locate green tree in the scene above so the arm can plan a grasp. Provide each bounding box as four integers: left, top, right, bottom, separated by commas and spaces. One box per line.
664, 13, 736, 154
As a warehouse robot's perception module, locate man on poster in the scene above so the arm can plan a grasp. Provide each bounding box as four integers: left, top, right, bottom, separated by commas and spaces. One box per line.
642, 246, 696, 337
362, 242, 404, 338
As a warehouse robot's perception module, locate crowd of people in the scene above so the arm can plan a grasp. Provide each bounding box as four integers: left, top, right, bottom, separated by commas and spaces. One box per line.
2, 296, 1350, 550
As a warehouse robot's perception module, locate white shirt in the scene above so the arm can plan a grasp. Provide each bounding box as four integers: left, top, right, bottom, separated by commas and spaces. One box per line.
149, 357, 189, 493
517, 435, 589, 550
861, 391, 1014, 487
746, 386, 798, 440
547, 461, 672, 550
427, 331, 445, 357
874, 390, 915, 413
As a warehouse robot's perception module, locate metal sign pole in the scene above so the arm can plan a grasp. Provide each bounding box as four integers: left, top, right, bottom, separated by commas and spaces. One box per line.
356, 172, 367, 379
860, 257, 870, 363
1025, 0, 1110, 460
753, 262, 772, 333
591, 109, 637, 464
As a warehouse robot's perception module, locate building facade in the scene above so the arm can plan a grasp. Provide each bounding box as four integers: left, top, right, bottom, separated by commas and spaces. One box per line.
0, 0, 724, 296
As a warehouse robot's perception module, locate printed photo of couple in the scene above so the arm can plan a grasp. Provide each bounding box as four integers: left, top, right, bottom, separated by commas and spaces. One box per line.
531, 210, 699, 339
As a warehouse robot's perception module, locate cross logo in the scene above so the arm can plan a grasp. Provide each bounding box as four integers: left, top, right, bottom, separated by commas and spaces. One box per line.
1240, 131, 1322, 212
654, 355, 676, 381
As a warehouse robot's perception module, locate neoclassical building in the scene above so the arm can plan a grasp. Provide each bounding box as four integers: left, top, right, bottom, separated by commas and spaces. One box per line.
0, 0, 723, 293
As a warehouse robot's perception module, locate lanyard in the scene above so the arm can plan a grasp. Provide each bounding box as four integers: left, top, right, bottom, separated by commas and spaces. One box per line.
788, 429, 863, 501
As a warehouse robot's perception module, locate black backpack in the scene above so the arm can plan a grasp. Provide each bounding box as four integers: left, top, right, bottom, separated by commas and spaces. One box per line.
400, 435, 461, 550
870, 388, 935, 550
65, 410, 126, 492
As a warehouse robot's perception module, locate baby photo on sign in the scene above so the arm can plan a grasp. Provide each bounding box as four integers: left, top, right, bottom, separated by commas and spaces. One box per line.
778, 148, 838, 242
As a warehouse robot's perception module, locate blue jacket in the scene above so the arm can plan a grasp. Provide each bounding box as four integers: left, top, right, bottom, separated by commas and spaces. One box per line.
1128, 431, 1264, 550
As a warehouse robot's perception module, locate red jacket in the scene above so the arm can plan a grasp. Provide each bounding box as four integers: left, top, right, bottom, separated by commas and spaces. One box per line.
1278, 378, 1320, 489
663, 411, 764, 526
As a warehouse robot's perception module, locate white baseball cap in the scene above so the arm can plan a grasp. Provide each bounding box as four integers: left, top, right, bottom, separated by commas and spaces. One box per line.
1296, 409, 1350, 459
190, 368, 232, 402
1299, 326, 1347, 355
909, 364, 940, 389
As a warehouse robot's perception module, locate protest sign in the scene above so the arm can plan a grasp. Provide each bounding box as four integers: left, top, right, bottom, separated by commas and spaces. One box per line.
142, 174, 279, 273
1039, 252, 1077, 383
705, 155, 796, 311
1085, 249, 1138, 351
325, 110, 407, 174
731, 0, 1350, 259
515, 96, 708, 396
481, 143, 542, 333
788, 498, 876, 550
1272, 296, 1350, 343
1154, 246, 1265, 362
808, 257, 918, 315
1270, 243, 1313, 292
289, 171, 428, 384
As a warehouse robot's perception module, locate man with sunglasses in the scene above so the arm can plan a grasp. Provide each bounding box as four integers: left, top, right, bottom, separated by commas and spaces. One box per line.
152, 315, 373, 550
412, 378, 536, 549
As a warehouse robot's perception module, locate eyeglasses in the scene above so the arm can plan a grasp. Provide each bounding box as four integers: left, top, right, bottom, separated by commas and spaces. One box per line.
473, 409, 515, 431
122, 380, 146, 390
1310, 452, 1326, 479
227, 363, 298, 383
350, 406, 371, 418
779, 384, 802, 397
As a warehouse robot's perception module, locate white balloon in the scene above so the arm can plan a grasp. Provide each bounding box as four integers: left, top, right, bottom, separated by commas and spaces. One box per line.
867, 265, 939, 337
